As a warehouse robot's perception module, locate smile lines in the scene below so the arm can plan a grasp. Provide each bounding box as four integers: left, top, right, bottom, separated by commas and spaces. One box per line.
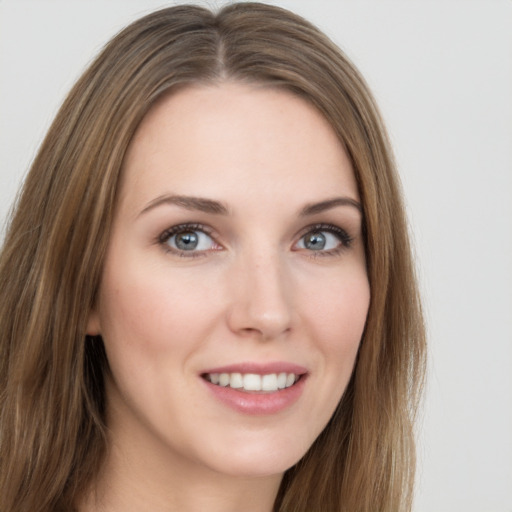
204, 372, 299, 392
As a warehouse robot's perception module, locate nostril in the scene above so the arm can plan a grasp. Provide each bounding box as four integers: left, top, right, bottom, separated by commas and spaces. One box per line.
225, 265, 293, 339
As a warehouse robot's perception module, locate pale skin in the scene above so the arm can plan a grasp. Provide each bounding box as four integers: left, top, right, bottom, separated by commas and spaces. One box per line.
83, 83, 370, 511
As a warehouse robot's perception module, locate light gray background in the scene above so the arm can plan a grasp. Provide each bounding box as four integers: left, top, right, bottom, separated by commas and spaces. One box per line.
1, 1, 511, 510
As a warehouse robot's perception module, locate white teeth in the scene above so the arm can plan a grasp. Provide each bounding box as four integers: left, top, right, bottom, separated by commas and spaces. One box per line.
286, 373, 296, 387
230, 372, 243, 388
205, 372, 299, 392
261, 373, 278, 391
243, 373, 261, 391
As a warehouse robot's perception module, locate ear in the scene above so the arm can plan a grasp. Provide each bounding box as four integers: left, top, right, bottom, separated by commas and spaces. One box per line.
86, 309, 101, 336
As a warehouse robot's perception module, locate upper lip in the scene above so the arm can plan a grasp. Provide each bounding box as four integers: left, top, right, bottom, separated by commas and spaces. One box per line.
201, 361, 308, 375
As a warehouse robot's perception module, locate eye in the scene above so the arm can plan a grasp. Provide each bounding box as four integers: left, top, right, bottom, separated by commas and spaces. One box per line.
294, 224, 353, 254
159, 224, 220, 255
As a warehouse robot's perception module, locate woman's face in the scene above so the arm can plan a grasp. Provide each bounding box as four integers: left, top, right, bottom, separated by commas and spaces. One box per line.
88, 83, 370, 480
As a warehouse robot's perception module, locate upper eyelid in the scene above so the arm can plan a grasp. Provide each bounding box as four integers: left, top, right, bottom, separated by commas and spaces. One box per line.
157, 223, 220, 257
157, 222, 354, 252
295, 222, 352, 239
159, 222, 215, 241
294, 223, 354, 250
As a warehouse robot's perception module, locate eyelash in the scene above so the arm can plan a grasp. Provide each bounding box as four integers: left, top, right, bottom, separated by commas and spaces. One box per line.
157, 223, 217, 258
295, 223, 354, 257
157, 222, 354, 258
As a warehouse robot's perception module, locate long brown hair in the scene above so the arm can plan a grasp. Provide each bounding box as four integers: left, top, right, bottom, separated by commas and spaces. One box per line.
0, 4, 426, 511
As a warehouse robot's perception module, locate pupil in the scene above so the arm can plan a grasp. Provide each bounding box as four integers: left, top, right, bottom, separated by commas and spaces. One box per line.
305, 232, 326, 250
175, 232, 198, 250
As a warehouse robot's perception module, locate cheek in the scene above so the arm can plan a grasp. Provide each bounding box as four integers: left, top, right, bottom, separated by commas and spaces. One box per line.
310, 269, 369, 329
304, 270, 370, 368
290, 268, 369, 442
96, 266, 220, 411
97, 262, 222, 357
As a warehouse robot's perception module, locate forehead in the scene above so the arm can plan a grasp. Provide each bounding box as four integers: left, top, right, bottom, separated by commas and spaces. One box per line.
120, 82, 359, 212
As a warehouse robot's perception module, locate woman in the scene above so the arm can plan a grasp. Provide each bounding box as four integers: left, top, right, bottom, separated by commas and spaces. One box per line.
0, 3, 425, 511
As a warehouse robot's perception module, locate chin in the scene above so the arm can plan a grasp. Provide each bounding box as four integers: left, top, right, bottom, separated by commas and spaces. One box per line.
198, 433, 312, 479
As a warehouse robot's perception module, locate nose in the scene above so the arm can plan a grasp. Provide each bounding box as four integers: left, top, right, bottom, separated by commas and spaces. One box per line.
226, 249, 293, 341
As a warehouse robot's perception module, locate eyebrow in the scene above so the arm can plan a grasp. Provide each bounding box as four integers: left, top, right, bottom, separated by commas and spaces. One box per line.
139, 195, 230, 216
300, 197, 362, 216
138, 194, 361, 217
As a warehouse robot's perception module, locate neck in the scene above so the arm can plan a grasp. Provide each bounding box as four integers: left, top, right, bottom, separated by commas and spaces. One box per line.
78, 452, 280, 512
81, 463, 281, 512
78, 397, 282, 512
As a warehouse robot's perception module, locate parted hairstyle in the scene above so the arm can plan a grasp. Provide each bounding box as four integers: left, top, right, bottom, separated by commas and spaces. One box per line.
0, 3, 426, 511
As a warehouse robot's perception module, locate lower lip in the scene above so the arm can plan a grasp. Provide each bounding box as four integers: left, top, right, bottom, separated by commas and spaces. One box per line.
202, 376, 307, 415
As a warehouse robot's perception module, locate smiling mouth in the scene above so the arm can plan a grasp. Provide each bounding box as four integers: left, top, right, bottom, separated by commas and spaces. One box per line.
202, 372, 301, 393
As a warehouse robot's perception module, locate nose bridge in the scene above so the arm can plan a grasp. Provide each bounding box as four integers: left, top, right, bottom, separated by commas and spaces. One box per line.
228, 242, 293, 339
